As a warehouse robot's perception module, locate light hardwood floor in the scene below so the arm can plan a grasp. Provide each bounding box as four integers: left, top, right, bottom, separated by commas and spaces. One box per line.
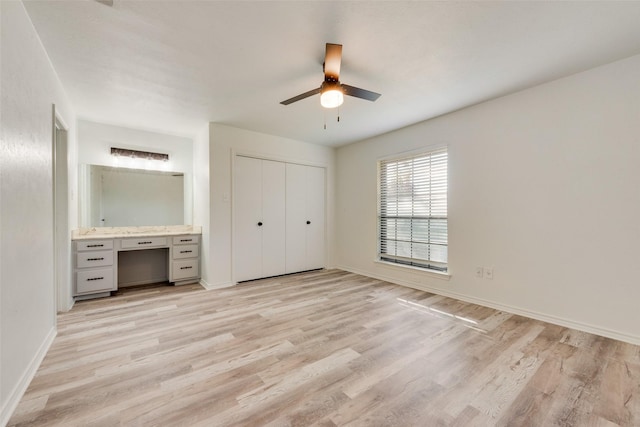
8, 269, 640, 426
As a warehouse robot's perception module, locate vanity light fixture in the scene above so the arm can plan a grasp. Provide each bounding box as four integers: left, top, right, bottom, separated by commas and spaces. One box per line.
110, 147, 169, 162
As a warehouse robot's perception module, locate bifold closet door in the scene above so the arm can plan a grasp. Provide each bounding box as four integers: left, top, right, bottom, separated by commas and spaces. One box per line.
305, 165, 325, 270
234, 157, 286, 282
261, 160, 286, 277
285, 164, 325, 273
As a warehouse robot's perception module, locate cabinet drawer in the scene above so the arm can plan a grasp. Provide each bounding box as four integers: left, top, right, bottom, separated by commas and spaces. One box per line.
121, 237, 168, 249
172, 244, 199, 260
172, 259, 199, 281
76, 268, 115, 294
76, 250, 114, 268
77, 239, 113, 251
173, 235, 200, 245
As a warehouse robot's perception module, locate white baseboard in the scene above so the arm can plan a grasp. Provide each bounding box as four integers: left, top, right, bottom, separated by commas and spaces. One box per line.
56, 296, 75, 313
0, 327, 56, 427
337, 265, 640, 346
200, 279, 234, 290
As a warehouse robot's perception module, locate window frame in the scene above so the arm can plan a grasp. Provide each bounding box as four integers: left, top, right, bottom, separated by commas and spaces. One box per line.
377, 145, 449, 275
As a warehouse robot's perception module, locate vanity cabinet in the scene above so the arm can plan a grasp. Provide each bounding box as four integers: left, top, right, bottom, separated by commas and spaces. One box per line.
74, 239, 117, 297
170, 235, 200, 284
72, 230, 202, 299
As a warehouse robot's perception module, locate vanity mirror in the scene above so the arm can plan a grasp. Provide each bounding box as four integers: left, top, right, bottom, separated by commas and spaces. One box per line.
79, 164, 192, 227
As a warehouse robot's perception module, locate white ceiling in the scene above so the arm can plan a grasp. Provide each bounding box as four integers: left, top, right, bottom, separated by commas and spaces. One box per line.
23, 1, 640, 147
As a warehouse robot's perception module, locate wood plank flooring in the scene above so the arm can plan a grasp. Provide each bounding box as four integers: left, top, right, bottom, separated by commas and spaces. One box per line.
8, 269, 640, 426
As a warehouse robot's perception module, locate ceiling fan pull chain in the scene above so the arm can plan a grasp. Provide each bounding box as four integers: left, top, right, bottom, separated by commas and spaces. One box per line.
324, 109, 327, 130
337, 106, 340, 122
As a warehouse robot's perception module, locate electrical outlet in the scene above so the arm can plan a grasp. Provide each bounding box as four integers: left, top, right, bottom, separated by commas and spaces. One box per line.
484, 267, 494, 280
475, 267, 484, 278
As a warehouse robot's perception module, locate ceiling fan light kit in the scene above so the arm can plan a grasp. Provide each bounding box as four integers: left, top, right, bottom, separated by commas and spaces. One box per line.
320, 80, 344, 109
281, 43, 381, 110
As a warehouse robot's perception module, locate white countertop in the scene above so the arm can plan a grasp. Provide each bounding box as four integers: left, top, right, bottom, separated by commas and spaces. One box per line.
72, 225, 202, 240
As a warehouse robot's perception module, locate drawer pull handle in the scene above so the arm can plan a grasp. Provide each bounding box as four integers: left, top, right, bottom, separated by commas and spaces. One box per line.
180, 266, 193, 270
87, 277, 104, 281
180, 250, 193, 254
87, 257, 105, 261
87, 244, 104, 248
180, 239, 192, 242
138, 241, 153, 245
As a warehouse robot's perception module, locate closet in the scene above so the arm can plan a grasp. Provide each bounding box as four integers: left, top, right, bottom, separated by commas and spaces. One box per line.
234, 156, 325, 282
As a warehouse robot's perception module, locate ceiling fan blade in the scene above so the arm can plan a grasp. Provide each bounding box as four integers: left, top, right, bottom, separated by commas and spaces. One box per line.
324, 43, 342, 81
342, 84, 381, 102
280, 87, 321, 105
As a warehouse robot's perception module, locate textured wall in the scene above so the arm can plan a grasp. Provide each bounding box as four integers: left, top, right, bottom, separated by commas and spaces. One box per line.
0, 1, 76, 423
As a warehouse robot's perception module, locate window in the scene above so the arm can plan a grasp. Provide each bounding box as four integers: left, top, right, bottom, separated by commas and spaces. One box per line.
378, 147, 448, 272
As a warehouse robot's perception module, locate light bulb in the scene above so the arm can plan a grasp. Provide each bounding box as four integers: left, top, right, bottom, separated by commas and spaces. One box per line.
320, 88, 344, 109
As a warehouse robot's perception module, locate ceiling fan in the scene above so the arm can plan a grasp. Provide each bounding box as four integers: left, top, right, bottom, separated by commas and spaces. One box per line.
280, 43, 381, 109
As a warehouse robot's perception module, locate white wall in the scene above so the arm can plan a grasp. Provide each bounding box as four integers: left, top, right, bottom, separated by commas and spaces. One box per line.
77, 120, 194, 225
336, 53, 640, 344
193, 125, 211, 287
54, 117, 76, 314
208, 124, 336, 288
0, 2, 77, 424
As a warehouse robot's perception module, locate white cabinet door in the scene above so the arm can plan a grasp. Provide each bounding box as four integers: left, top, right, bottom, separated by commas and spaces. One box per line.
286, 164, 325, 273
261, 160, 286, 278
234, 156, 264, 282
234, 157, 286, 282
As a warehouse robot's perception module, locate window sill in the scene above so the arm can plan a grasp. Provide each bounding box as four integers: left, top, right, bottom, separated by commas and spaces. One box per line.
375, 260, 451, 281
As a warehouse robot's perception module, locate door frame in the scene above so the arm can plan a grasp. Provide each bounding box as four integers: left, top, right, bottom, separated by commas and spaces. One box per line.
52, 105, 71, 315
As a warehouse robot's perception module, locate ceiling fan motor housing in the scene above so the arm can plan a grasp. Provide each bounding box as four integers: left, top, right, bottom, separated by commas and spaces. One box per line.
321, 79, 342, 92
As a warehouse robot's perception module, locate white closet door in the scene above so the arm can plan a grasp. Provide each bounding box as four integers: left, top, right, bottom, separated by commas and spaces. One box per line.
286, 164, 325, 273
261, 160, 286, 278
236, 157, 324, 282
234, 156, 263, 282
285, 163, 308, 273
305, 166, 325, 270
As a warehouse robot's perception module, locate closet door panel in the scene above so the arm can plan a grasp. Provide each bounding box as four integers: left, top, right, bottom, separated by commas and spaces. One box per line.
261, 160, 286, 278
234, 157, 325, 282
306, 166, 326, 270
234, 156, 263, 282
285, 163, 307, 274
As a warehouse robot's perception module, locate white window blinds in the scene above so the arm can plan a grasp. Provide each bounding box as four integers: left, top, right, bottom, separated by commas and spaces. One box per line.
379, 148, 448, 271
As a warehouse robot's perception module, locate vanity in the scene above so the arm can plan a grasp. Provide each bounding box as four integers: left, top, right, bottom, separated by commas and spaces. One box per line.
72, 225, 202, 300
